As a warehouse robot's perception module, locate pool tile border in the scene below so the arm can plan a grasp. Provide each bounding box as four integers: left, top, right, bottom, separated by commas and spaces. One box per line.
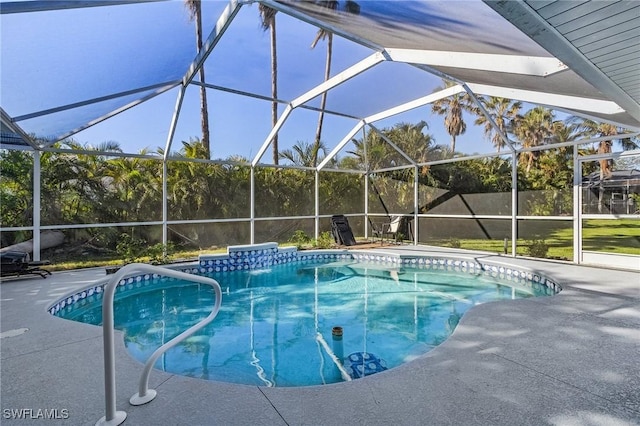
49, 244, 560, 317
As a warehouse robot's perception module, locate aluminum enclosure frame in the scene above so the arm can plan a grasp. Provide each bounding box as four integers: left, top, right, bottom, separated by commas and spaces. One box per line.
1, 0, 639, 267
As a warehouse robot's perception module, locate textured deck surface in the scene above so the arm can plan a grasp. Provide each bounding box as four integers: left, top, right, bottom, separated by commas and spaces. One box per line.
1, 246, 639, 425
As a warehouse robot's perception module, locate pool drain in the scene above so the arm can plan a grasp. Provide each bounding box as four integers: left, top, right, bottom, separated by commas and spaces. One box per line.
343, 352, 387, 379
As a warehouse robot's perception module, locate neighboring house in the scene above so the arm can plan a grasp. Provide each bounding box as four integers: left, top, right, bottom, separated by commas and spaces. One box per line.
582, 169, 640, 214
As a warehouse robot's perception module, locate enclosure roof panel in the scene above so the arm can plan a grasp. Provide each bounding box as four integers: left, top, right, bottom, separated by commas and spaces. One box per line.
1, 0, 638, 152
273, 0, 639, 128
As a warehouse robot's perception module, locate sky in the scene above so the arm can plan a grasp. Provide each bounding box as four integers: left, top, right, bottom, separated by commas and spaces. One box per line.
1, 0, 565, 163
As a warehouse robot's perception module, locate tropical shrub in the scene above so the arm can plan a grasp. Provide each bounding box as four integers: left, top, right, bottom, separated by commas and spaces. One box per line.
290, 230, 312, 249
314, 231, 334, 249
526, 239, 549, 258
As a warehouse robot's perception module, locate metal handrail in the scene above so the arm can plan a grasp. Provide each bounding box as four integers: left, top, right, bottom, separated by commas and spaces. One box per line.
96, 263, 222, 426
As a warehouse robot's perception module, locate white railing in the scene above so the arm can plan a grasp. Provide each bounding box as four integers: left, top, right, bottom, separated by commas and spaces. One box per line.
96, 263, 222, 426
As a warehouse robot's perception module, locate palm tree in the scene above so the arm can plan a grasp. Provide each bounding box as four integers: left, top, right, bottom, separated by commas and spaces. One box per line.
259, 4, 279, 165
310, 1, 360, 149
279, 140, 328, 167
473, 97, 522, 153
385, 121, 443, 175
431, 80, 473, 154
347, 131, 391, 171
347, 121, 441, 172
185, 0, 211, 159
168, 139, 223, 225
511, 106, 555, 174
105, 148, 162, 223
567, 118, 639, 179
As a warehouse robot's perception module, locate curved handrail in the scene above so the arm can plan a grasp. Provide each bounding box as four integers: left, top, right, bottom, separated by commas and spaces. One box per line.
96, 263, 222, 426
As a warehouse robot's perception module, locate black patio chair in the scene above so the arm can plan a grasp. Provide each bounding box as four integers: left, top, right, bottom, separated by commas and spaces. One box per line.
0, 251, 51, 279
330, 215, 356, 246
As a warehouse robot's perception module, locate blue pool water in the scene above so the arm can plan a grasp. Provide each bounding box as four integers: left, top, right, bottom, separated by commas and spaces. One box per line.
55, 259, 554, 387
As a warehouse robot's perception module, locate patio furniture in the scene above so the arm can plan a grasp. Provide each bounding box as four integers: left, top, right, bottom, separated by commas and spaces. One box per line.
0, 251, 51, 279
371, 216, 402, 244
331, 215, 356, 246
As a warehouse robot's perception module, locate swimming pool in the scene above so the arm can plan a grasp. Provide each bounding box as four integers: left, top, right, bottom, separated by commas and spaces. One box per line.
51, 247, 559, 387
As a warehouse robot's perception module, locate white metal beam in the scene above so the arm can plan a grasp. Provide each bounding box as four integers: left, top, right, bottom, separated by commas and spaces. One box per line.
317, 121, 366, 170
0, 0, 166, 14
462, 83, 516, 153
252, 53, 382, 167
195, 81, 360, 119
367, 123, 416, 166
385, 48, 567, 77
291, 53, 384, 108
364, 85, 464, 124
1, 108, 38, 150
252, 104, 293, 167
56, 83, 180, 145
164, 86, 187, 161
13, 81, 179, 122
183, 0, 243, 87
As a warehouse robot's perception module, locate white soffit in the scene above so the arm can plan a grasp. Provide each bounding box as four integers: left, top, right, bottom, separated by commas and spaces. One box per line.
484, 0, 640, 123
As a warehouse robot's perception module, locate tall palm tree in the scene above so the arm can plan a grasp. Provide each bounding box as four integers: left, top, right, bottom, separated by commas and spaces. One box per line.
185, 0, 211, 159
310, 1, 360, 149
511, 106, 555, 174
431, 80, 473, 154
473, 97, 521, 153
310, 1, 338, 151
259, 4, 279, 165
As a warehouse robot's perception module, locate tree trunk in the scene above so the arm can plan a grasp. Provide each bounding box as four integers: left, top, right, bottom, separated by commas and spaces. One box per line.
270, 18, 279, 165
0, 231, 65, 254
314, 34, 333, 166
194, 2, 210, 158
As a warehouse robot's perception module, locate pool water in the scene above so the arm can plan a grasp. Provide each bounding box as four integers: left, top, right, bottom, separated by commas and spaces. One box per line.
58, 260, 553, 387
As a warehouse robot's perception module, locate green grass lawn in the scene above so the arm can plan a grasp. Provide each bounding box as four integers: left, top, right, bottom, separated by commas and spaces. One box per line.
38, 219, 639, 271
581, 219, 640, 254
425, 218, 639, 260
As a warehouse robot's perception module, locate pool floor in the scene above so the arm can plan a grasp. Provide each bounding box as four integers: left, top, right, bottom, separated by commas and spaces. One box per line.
56, 259, 552, 387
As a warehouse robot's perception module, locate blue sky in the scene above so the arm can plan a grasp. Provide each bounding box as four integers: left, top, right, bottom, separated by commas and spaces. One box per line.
2, 1, 529, 161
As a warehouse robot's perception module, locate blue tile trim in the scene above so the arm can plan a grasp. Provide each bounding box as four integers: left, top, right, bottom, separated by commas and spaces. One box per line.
49, 244, 561, 316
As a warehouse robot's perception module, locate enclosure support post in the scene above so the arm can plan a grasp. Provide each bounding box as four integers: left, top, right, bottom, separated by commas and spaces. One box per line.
573, 145, 581, 264
32, 150, 41, 261
250, 166, 255, 244
364, 172, 369, 240
162, 160, 168, 249
414, 165, 419, 245
511, 152, 518, 257
315, 170, 320, 240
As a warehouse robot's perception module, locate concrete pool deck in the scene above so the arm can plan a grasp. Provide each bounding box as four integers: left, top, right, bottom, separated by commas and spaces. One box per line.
1, 246, 639, 425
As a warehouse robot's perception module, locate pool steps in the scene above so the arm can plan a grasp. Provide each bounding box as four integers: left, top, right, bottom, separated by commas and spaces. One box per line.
95, 263, 222, 426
